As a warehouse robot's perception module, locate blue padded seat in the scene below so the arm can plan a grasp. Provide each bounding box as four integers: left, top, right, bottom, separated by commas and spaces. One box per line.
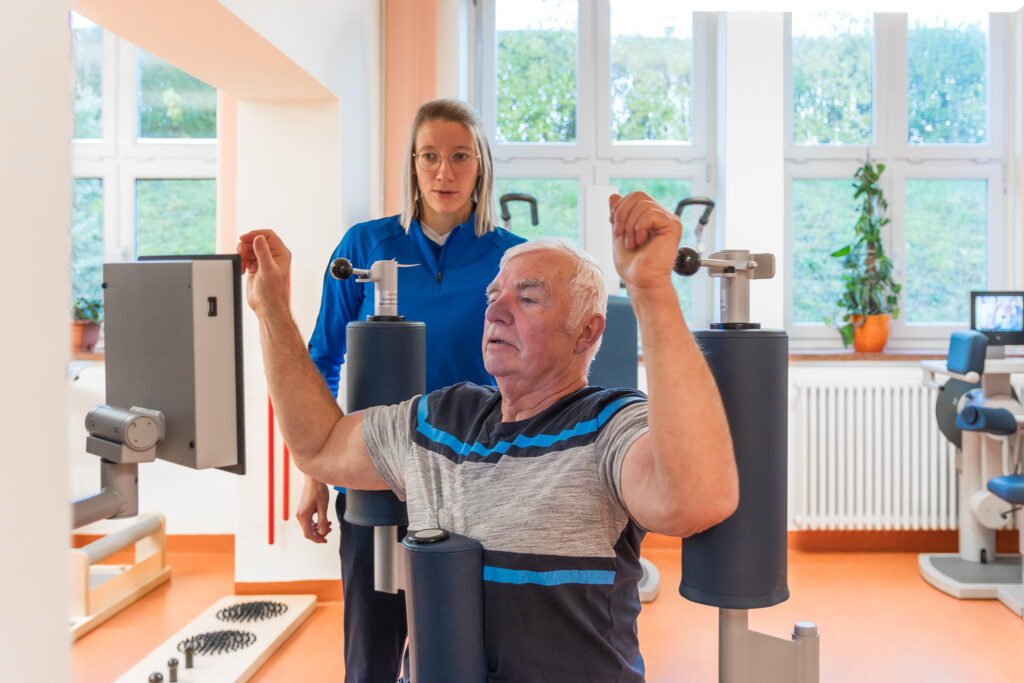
988, 474, 1024, 505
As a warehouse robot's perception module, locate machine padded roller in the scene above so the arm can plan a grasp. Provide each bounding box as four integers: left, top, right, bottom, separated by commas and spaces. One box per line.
955, 405, 1018, 435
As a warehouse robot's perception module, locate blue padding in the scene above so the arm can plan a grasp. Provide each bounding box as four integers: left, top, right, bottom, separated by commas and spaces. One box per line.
988, 474, 1024, 505
956, 405, 1019, 435
947, 330, 987, 376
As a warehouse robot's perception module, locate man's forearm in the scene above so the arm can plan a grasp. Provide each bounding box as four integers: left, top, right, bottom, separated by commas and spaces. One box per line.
629, 283, 738, 528
257, 305, 344, 468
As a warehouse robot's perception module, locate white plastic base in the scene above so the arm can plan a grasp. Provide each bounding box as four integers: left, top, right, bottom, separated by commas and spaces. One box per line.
638, 556, 660, 603
113, 594, 316, 682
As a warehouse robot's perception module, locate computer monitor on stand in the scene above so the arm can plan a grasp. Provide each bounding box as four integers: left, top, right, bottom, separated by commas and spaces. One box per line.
970, 290, 1024, 358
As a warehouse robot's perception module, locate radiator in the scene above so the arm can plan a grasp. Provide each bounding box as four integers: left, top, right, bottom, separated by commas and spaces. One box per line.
791, 380, 960, 531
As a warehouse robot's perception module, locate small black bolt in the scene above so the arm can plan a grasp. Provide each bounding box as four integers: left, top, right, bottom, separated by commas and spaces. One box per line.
148, 673, 163, 683
167, 657, 179, 682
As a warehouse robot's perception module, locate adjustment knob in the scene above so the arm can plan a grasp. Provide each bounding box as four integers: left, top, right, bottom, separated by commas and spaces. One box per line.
674, 247, 702, 277
330, 257, 354, 280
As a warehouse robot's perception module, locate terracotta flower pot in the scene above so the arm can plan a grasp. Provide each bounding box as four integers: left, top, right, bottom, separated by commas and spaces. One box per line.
72, 320, 101, 353
850, 314, 890, 353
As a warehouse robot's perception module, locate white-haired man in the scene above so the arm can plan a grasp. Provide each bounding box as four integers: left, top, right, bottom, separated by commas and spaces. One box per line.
238, 191, 738, 681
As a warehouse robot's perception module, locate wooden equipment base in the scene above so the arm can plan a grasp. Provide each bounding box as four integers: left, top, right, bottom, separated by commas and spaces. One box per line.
113, 594, 316, 682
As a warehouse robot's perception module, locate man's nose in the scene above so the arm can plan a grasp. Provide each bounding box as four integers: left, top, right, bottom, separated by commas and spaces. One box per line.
485, 295, 510, 324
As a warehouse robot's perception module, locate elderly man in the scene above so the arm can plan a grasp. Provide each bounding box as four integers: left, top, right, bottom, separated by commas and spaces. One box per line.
238, 191, 738, 681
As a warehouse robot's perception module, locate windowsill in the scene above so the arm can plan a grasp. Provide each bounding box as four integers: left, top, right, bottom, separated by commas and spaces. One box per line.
789, 348, 1024, 362
72, 351, 104, 362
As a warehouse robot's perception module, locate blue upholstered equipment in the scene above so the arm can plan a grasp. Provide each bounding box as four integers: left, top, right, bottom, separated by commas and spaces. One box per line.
956, 405, 1019, 436
988, 475, 1024, 505
947, 329, 988, 376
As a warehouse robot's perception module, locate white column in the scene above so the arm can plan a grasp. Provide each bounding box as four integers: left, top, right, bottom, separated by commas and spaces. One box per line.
0, 2, 73, 681
718, 13, 785, 329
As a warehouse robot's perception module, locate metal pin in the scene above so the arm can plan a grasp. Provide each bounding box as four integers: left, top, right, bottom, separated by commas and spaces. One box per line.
167, 657, 179, 682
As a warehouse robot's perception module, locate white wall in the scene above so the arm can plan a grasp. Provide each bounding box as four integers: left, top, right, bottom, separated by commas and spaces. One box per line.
718, 13, 786, 329
234, 99, 347, 582
0, 2, 73, 680
216, 0, 359, 97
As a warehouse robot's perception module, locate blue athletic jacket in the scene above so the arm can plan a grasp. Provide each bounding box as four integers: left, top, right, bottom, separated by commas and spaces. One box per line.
308, 213, 525, 397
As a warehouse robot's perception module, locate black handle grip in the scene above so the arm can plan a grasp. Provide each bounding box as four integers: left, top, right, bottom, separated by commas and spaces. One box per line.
674, 247, 702, 277
499, 193, 539, 226
674, 196, 715, 226
330, 257, 354, 280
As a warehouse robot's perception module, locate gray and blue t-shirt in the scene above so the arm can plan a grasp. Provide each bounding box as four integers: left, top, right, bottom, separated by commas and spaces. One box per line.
362, 382, 650, 682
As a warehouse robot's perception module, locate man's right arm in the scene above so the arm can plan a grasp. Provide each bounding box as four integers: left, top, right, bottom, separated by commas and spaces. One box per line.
238, 229, 388, 491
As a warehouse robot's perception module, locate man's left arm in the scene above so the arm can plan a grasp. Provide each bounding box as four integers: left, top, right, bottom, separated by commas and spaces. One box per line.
609, 192, 739, 538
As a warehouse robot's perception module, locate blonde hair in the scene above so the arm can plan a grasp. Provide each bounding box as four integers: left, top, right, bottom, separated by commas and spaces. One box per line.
500, 238, 607, 363
399, 99, 498, 237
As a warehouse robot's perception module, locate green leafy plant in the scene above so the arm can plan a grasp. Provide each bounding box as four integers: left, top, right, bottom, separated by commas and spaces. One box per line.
824, 160, 902, 347
73, 296, 103, 323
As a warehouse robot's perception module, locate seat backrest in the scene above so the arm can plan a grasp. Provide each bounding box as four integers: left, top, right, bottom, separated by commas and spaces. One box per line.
588, 295, 638, 390
947, 329, 987, 376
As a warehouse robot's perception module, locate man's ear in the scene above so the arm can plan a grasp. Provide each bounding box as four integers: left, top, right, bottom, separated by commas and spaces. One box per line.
575, 313, 606, 355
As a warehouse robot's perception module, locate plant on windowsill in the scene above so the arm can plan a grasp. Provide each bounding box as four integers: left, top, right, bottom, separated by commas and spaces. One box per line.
824, 160, 902, 352
72, 296, 103, 353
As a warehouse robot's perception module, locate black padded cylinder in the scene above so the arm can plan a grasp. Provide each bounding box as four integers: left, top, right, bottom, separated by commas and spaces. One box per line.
679, 328, 789, 609
402, 531, 487, 683
343, 320, 425, 527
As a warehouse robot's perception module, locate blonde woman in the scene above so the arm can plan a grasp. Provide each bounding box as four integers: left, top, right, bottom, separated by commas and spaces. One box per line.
299, 98, 524, 682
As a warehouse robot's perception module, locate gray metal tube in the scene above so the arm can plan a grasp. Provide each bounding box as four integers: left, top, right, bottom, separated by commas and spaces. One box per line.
80, 513, 162, 564
793, 622, 820, 683
71, 461, 139, 529
71, 488, 125, 529
374, 525, 401, 594
719, 608, 749, 683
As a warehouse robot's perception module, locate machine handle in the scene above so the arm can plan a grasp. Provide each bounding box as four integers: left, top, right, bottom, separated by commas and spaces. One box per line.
499, 193, 539, 226
674, 196, 715, 226
674, 246, 702, 277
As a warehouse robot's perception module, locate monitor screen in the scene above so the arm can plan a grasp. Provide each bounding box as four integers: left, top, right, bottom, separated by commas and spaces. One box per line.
970, 290, 1024, 346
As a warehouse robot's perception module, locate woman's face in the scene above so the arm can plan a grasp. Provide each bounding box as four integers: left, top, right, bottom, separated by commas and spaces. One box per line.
413, 120, 480, 232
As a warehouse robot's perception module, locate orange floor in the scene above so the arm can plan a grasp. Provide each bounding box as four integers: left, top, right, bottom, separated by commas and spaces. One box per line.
72, 546, 1024, 682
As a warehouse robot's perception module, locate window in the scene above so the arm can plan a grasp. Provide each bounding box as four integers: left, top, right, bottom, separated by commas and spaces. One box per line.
480, 0, 713, 324
70, 13, 217, 309
785, 11, 1010, 347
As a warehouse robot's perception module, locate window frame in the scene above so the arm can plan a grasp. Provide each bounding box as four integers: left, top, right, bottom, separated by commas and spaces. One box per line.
477, 1, 716, 328
783, 12, 1013, 349
71, 17, 217, 267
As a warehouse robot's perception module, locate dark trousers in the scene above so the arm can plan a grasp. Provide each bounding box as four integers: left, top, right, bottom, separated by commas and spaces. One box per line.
337, 492, 409, 683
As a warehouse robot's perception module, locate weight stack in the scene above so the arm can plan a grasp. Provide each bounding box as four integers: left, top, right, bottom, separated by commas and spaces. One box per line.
343, 320, 425, 527
679, 329, 789, 609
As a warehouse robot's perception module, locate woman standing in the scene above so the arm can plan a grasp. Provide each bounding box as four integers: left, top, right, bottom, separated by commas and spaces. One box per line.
297, 98, 525, 682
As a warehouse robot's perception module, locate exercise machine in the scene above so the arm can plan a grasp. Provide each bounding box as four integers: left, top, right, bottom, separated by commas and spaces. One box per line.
673, 209, 820, 681
921, 324, 1024, 617
71, 256, 317, 682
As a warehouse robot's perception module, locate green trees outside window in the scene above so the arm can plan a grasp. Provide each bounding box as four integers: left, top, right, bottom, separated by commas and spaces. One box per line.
792, 12, 872, 145
496, 0, 577, 143
71, 178, 104, 301
138, 49, 217, 139
72, 15, 103, 139
136, 179, 217, 256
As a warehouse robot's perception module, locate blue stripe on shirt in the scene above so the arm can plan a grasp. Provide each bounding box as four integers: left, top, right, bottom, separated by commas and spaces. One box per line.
483, 566, 616, 586
415, 395, 644, 459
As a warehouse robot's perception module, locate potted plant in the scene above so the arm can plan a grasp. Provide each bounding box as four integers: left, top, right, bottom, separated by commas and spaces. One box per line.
72, 296, 103, 353
825, 160, 902, 351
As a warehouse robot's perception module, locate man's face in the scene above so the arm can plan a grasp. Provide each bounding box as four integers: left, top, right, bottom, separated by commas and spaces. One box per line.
482, 251, 579, 384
